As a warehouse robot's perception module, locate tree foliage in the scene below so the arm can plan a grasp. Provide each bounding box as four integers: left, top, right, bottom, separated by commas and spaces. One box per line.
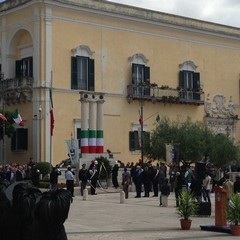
145, 117, 240, 167
0, 110, 16, 140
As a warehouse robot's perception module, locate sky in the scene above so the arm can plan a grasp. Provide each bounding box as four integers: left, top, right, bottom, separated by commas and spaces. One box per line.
107, 0, 240, 28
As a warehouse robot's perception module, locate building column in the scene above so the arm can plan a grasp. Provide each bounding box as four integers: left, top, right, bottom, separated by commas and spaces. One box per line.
80, 95, 89, 153
96, 95, 104, 153
89, 95, 97, 153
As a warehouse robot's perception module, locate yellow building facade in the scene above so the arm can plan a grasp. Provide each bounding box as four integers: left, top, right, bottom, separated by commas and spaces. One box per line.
0, 0, 240, 166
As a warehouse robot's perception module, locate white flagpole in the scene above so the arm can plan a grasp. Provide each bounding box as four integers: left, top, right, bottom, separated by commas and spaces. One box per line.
50, 71, 53, 165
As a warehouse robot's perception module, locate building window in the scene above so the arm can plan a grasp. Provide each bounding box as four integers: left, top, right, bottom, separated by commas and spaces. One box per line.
71, 56, 94, 91
129, 130, 150, 151
15, 57, 33, 77
132, 63, 150, 96
77, 128, 81, 148
11, 128, 28, 151
179, 70, 200, 100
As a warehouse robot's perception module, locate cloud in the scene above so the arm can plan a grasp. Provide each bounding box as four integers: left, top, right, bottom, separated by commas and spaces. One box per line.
107, 0, 240, 27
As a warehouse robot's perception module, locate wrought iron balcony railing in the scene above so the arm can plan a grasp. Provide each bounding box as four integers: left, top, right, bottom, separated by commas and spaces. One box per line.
127, 84, 205, 105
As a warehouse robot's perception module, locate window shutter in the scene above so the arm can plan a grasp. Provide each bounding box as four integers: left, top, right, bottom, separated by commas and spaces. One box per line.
144, 66, 150, 83
179, 71, 185, 88
88, 58, 95, 91
16, 60, 22, 78
193, 72, 200, 89
129, 131, 135, 151
71, 56, 78, 89
11, 128, 28, 151
193, 72, 200, 100
143, 131, 150, 149
144, 66, 150, 95
29, 57, 33, 77
129, 131, 140, 151
132, 63, 138, 85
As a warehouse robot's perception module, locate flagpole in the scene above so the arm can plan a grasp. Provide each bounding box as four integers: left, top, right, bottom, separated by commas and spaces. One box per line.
140, 82, 144, 163
50, 71, 53, 165
2, 74, 6, 165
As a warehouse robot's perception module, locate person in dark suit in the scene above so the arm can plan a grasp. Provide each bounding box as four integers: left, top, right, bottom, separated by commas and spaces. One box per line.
234, 175, 240, 193
174, 171, 183, 207
190, 174, 202, 202
133, 165, 143, 198
151, 165, 159, 197
50, 166, 61, 191
78, 163, 88, 196
142, 166, 151, 197
112, 161, 119, 188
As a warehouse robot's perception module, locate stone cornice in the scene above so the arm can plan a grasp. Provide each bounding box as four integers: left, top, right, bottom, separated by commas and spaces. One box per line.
0, 0, 240, 40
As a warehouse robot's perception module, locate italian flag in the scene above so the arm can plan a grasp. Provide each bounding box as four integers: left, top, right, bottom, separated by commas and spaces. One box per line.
0, 113, 7, 121
12, 109, 24, 126
50, 88, 54, 136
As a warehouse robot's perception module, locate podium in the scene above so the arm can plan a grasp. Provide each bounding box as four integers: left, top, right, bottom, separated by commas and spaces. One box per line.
214, 186, 228, 227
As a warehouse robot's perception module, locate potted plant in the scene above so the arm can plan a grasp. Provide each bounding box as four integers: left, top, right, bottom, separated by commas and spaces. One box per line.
176, 191, 198, 230
227, 193, 240, 236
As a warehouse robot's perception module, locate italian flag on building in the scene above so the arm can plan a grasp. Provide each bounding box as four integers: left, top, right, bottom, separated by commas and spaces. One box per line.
12, 109, 24, 126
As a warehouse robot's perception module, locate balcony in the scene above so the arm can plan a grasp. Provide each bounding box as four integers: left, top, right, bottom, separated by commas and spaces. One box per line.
0, 76, 33, 105
127, 84, 205, 105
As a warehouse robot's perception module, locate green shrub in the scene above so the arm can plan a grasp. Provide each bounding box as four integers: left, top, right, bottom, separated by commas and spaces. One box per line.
36, 162, 52, 177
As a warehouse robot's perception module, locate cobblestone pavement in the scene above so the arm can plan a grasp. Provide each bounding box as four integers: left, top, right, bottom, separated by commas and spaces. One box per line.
65, 188, 236, 240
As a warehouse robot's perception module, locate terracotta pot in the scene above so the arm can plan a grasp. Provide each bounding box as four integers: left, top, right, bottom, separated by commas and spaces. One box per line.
180, 219, 192, 230
231, 225, 240, 236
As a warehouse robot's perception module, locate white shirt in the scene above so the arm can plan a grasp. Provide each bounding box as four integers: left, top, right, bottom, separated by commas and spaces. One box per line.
202, 175, 211, 190
65, 170, 74, 180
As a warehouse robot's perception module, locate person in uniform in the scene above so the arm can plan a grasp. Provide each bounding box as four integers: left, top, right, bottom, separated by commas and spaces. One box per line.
65, 165, 75, 197
88, 162, 98, 195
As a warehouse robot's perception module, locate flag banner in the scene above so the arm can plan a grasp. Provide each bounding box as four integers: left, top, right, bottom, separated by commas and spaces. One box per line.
0, 113, 7, 121
138, 109, 143, 126
172, 143, 180, 164
165, 144, 173, 164
66, 139, 79, 164
12, 109, 24, 126
50, 88, 54, 136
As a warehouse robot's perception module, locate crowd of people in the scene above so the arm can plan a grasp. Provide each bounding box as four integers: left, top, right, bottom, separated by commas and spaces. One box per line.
0, 160, 73, 240
1, 156, 240, 240
90, 161, 240, 208
0, 159, 41, 187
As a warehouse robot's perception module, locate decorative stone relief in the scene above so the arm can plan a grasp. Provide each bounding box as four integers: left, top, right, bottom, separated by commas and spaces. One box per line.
71, 45, 94, 57
128, 53, 148, 64
205, 94, 237, 119
204, 94, 238, 140
179, 60, 197, 71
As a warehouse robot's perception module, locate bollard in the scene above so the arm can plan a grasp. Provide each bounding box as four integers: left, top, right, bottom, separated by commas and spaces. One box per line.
83, 188, 88, 201
162, 195, 168, 207
120, 191, 125, 204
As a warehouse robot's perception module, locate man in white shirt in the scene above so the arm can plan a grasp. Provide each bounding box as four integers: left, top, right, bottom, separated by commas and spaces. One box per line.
202, 172, 211, 203
65, 165, 75, 197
